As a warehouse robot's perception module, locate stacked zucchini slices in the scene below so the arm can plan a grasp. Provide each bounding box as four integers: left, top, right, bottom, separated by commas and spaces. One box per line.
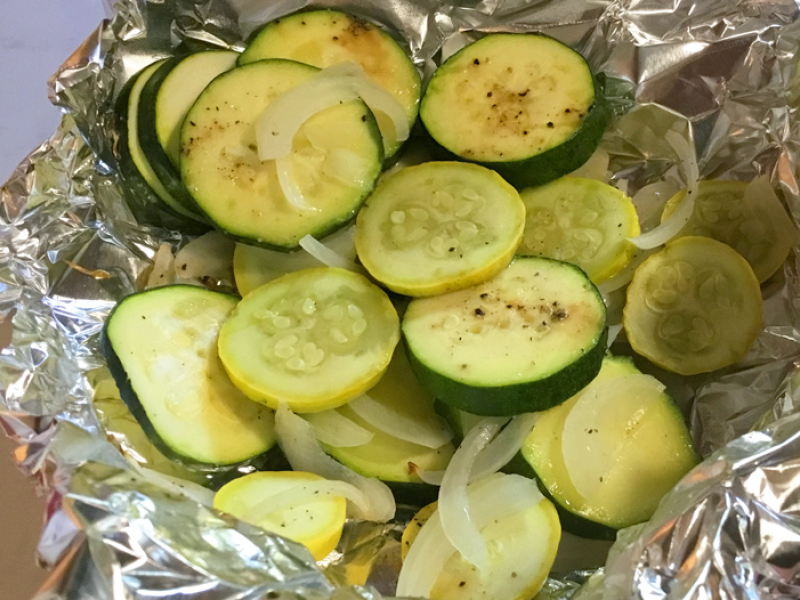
100, 10, 788, 600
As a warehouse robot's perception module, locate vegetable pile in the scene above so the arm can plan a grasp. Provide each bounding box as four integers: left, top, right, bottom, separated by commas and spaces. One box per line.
101, 7, 796, 600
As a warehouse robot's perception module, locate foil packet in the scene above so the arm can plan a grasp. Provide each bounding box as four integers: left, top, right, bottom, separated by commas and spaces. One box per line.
3, 0, 800, 599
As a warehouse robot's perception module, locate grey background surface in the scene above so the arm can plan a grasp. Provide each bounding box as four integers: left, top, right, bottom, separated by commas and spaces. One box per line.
0, 1, 106, 598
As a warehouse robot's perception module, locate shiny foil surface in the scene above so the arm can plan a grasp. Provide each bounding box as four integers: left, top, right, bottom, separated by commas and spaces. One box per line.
3, 0, 800, 599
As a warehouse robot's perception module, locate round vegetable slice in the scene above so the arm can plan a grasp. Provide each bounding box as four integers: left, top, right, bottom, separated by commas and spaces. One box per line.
420, 33, 608, 189
660, 178, 797, 283
403, 256, 607, 416
214, 471, 347, 560
180, 59, 383, 250
520, 356, 699, 536
218, 267, 400, 412
239, 9, 420, 159
517, 177, 640, 283
624, 236, 763, 375
356, 162, 525, 296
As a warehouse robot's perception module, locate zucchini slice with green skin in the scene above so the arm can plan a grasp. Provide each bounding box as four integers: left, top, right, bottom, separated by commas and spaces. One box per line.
624, 236, 763, 375
101, 285, 278, 467
239, 9, 420, 160
403, 256, 607, 416
137, 51, 238, 215
321, 347, 454, 500
214, 471, 347, 560
125, 60, 208, 223
114, 66, 208, 232
660, 178, 798, 283
356, 162, 525, 296
518, 177, 640, 284
519, 356, 699, 537
218, 267, 400, 413
180, 59, 384, 250
420, 33, 608, 189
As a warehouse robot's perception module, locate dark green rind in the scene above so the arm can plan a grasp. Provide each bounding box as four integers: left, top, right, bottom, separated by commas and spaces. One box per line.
405, 326, 607, 416
180, 60, 384, 252
386, 480, 440, 510
114, 70, 208, 233
100, 286, 283, 471
502, 453, 618, 540
137, 55, 210, 220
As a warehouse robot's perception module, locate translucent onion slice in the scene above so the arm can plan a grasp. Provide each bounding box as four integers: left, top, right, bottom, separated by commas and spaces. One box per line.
303, 410, 374, 448
242, 478, 369, 523
348, 394, 453, 449
145, 242, 176, 289
562, 374, 664, 500
299, 234, 365, 274
408, 463, 444, 486
439, 417, 508, 571
274, 403, 395, 522
630, 180, 681, 233
275, 155, 316, 211
257, 61, 409, 162
597, 248, 654, 295
396, 473, 542, 598
471, 413, 539, 480
629, 130, 699, 250
174, 231, 235, 287
607, 323, 624, 348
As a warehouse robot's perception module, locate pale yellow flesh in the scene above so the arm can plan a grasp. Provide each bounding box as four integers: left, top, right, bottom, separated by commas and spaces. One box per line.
218, 268, 400, 412
403, 259, 605, 386
422, 34, 594, 161
240, 9, 420, 157
214, 471, 346, 560
181, 60, 381, 247
624, 236, 763, 375
356, 162, 525, 296
523, 357, 698, 529
324, 347, 454, 482
107, 290, 275, 465
518, 177, 640, 283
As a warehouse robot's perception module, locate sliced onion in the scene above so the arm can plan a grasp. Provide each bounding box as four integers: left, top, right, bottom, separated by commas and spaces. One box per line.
438, 417, 508, 571
408, 463, 444, 486
299, 234, 365, 274
348, 394, 453, 449
396, 473, 542, 598
174, 231, 235, 287
145, 242, 176, 289
243, 478, 370, 523
471, 413, 539, 480
275, 156, 316, 211
562, 374, 664, 500
274, 403, 395, 522
630, 180, 681, 233
257, 61, 408, 162
628, 129, 699, 250
136, 467, 216, 507
597, 247, 654, 294
607, 323, 624, 348
303, 410, 374, 447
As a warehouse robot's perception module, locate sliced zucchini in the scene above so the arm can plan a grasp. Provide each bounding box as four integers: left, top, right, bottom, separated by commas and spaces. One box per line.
518, 177, 640, 284
356, 162, 525, 296
138, 51, 238, 211
214, 471, 347, 560
125, 60, 207, 223
233, 225, 357, 297
420, 33, 608, 189
101, 285, 277, 466
403, 256, 607, 416
520, 356, 699, 536
218, 268, 400, 412
239, 9, 420, 159
180, 59, 383, 250
624, 236, 763, 375
660, 178, 797, 283
322, 347, 454, 491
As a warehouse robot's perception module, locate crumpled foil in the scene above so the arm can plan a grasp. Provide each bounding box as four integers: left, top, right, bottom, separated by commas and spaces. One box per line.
4, 0, 800, 599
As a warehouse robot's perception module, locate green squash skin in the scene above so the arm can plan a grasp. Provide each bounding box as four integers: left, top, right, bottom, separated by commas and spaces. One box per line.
403, 327, 607, 417
99, 286, 287, 476
136, 54, 212, 219
114, 70, 210, 233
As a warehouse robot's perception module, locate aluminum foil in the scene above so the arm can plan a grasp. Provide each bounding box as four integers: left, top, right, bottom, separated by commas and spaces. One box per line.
4, 0, 800, 599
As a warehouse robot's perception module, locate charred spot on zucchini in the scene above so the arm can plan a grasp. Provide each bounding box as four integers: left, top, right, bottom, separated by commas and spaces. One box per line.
420, 33, 608, 189
239, 9, 420, 160
403, 257, 607, 416
180, 59, 383, 250
101, 285, 279, 467
356, 161, 525, 296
